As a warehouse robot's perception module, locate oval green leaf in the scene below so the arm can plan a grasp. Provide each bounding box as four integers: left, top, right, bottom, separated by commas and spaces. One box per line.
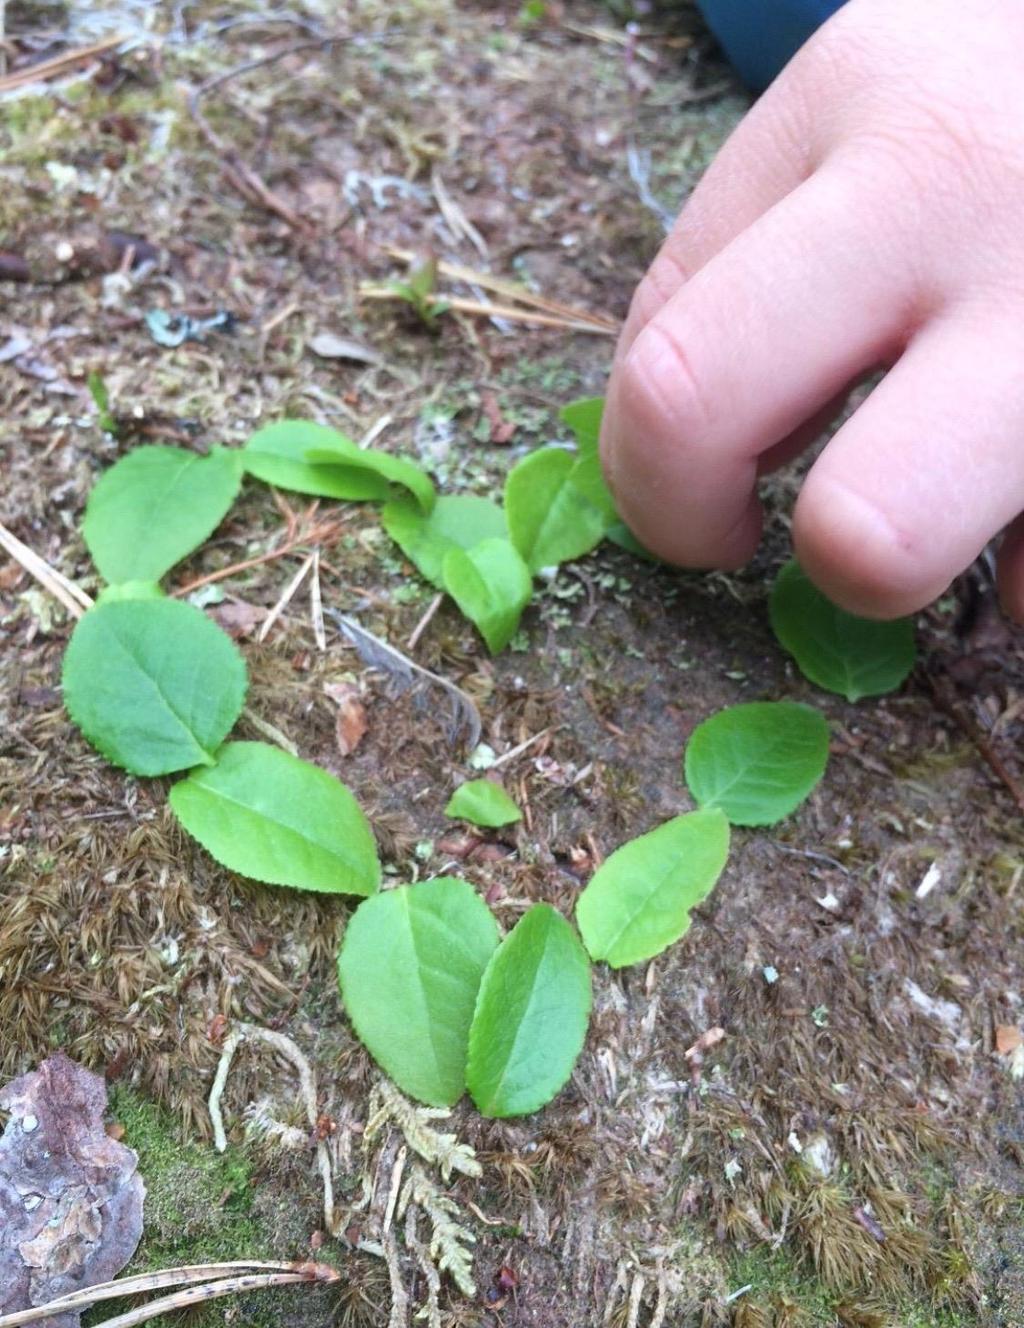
82, 445, 242, 585
169, 741, 380, 895
575, 810, 729, 968
382, 494, 507, 588
466, 903, 591, 1118
62, 599, 247, 776
305, 438, 435, 513
242, 421, 393, 500
442, 538, 532, 654
684, 701, 829, 827
505, 446, 608, 572
769, 560, 916, 702
445, 778, 522, 828
338, 877, 499, 1106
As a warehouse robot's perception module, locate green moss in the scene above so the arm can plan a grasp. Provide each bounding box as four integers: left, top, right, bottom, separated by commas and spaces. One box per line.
104, 1087, 323, 1328
728, 1246, 979, 1328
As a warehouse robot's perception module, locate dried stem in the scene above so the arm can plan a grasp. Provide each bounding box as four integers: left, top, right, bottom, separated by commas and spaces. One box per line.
0, 521, 92, 618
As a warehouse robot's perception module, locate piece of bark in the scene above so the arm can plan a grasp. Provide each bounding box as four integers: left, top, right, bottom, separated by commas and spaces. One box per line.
0, 1053, 145, 1327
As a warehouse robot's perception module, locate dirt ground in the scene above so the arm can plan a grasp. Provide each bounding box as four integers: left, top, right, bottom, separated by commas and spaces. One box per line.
2, 3, 1024, 1326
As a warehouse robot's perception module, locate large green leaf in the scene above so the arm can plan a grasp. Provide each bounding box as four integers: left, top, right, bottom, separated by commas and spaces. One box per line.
769, 560, 916, 702
442, 538, 532, 654
242, 421, 393, 500
62, 599, 246, 776
169, 741, 380, 895
684, 701, 829, 827
444, 778, 521, 828
337, 877, 499, 1106
305, 436, 435, 513
575, 810, 729, 968
82, 445, 243, 584
504, 447, 608, 572
466, 904, 591, 1118
382, 494, 507, 588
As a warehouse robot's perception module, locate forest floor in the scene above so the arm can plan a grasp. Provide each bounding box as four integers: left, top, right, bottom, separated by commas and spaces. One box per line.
2, 2, 1024, 1326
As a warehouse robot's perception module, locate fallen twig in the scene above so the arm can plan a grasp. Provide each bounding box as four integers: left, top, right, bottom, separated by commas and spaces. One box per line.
923, 667, 1024, 816
171, 513, 341, 598
362, 287, 615, 334
84, 1271, 334, 1328
188, 38, 349, 234
0, 35, 124, 94
0, 1262, 328, 1328
384, 246, 618, 331
0, 521, 92, 619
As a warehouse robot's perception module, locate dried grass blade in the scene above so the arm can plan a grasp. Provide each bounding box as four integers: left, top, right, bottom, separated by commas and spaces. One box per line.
81, 1273, 322, 1328
0, 521, 93, 618
0, 1263, 303, 1328
384, 246, 618, 329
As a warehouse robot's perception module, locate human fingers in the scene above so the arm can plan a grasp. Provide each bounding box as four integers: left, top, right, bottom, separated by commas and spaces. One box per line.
795, 306, 1024, 618
601, 164, 917, 569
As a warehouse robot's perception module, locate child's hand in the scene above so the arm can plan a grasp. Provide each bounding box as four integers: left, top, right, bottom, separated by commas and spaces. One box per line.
601, 0, 1024, 620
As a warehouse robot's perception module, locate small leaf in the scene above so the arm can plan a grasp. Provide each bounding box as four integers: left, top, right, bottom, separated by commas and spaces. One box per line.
684, 701, 829, 826
560, 396, 617, 526
505, 447, 608, 572
442, 538, 532, 654
445, 779, 522, 828
306, 438, 434, 514
62, 599, 246, 776
466, 904, 591, 1118
243, 420, 393, 500
769, 560, 916, 701
575, 810, 729, 968
559, 396, 604, 452
169, 741, 380, 895
382, 494, 507, 588
338, 877, 499, 1106
83, 446, 243, 584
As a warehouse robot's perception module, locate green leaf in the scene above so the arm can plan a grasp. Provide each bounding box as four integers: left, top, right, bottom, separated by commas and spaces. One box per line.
88, 369, 116, 434
559, 396, 604, 452
242, 421, 393, 500
442, 539, 532, 654
83, 446, 243, 584
445, 778, 522, 828
560, 396, 617, 525
466, 904, 591, 1118
575, 810, 729, 968
769, 560, 916, 702
337, 877, 499, 1106
169, 741, 380, 895
382, 494, 507, 588
684, 701, 829, 826
305, 437, 435, 513
62, 599, 246, 776
505, 447, 608, 572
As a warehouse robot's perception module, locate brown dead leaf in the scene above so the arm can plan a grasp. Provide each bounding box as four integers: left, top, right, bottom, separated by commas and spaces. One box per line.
481, 390, 516, 445
324, 681, 368, 756
995, 1024, 1022, 1055
0, 1052, 145, 1326
209, 599, 269, 640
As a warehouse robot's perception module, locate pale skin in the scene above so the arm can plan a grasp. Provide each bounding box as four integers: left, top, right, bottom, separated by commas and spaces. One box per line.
600, 0, 1024, 622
